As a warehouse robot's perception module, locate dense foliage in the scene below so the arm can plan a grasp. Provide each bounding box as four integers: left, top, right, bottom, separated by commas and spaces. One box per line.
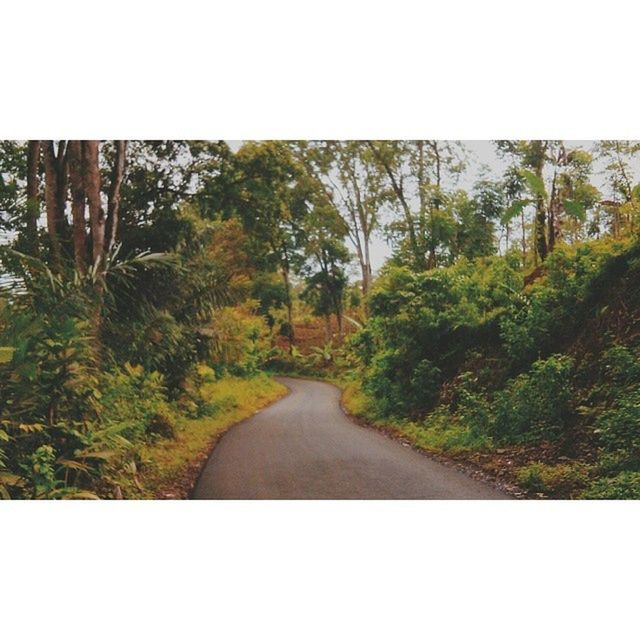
346, 238, 640, 497
1, 139, 640, 499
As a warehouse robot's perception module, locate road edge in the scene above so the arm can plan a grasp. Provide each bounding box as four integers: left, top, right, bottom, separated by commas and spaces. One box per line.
331, 381, 524, 499
188, 382, 291, 499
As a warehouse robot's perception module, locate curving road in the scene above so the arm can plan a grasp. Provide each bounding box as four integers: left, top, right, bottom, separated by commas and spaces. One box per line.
193, 377, 509, 499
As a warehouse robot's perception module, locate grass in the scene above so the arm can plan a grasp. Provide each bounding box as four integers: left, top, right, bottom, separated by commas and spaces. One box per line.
0, 347, 13, 363
341, 379, 490, 454
111, 374, 288, 499
340, 378, 600, 499
340, 379, 525, 496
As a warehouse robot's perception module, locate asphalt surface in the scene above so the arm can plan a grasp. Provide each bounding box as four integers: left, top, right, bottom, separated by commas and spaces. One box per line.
193, 377, 510, 499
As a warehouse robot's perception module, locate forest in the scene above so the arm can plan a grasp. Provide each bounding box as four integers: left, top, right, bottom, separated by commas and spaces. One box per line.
0, 139, 639, 499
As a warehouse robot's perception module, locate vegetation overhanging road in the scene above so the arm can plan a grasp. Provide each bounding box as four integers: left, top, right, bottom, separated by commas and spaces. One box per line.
194, 377, 510, 499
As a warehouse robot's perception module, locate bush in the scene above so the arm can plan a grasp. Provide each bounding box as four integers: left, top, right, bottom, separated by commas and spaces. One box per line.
453, 373, 493, 436
0, 418, 131, 499
414, 407, 492, 452
202, 303, 273, 377
516, 462, 590, 497
492, 355, 574, 443
265, 346, 325, 377
582, 471, 640, 499
354, 257, 521, 417
100, 363, 174, 440
147, 409, 177, 439
175, 367, 222, 418
600, 345, 640, 387
196, 363, 217, 383
499, 242, 628, 365
106, 307, 197, 395
595, 386, 640, 455
0, 311, 99, 426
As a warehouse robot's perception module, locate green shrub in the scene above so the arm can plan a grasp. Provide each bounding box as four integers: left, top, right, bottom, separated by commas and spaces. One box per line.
265, 346, 326, 378
582, 471, 640, 499
175, 367, 222, 418
500, 242, 628, 365
414, 407, 493, 452
593, 452, 640, 476
492, 355, 574, 443
106, 308, 197, 395
147, 409, 177, 439
355, 257, 521, 417
100, 363, 174, 439
601, 345, 640, 387
0, 312, 99, 425
0, 418, 130, 499
516, 462, 590, 497
595, 386, 640, 455
196, 363, 217, 383
453, 373, 493, 436
203, 304, 273, 377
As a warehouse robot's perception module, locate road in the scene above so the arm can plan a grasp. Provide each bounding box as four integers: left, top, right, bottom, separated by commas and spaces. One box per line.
193, 377, 510, 499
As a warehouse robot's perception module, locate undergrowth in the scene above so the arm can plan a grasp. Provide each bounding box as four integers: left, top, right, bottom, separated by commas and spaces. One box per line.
108, 374, 287, 499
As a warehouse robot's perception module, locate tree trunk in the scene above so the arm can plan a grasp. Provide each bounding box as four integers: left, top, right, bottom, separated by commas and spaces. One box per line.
534, 199, 547, 263
362, 238, 372, 295
534, 159, 548, 263
426, 140, 440, 269
367, 141, 426, 271
83, 141, 105, 267
67, 141, 88, 273
335, 306, 343, 339
105, 141, 127, 252
54, 141, 68, 238
26, 141, 41, 255
282, 267, 295, 353
42, 141, 65, 270
521, 209, 527, 265
547, 170, 559, 254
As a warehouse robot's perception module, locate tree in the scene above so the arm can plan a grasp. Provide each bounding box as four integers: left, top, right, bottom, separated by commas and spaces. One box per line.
496, 141, 600, 263
450, 185, 499, 261
292, 141, 385, 296
367, 140, 466, 270
25, 141, 40, 255
496, 141, 549, 263
231, 141, 308, 351
300, 201, 350, 340
596, 140, 640, 237
0, 141, 27, 245
42, 140, 69, 270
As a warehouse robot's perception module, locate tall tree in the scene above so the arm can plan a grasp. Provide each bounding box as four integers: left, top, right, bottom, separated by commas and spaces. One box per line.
497, 141, 599, 262
292, 141, 385, 296
42, 140, 69, 270
368, 140, 465, 270
67, 141, 87, 272
25, 141, 40, 255
300, 199, 350, 340
232, 141, 307, 351
596, 140, 640, 237
496, 140, 549, 263
106, 140, 127, 252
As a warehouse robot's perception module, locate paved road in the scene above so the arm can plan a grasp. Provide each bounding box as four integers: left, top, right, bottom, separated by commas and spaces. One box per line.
193, 377, 509, 499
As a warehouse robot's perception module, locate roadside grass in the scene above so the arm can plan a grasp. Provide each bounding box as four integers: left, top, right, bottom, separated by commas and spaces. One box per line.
340, 378, 593, 499
0, 347, 13, 363
111, 374, 288, 499
341, 379, 490, 454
